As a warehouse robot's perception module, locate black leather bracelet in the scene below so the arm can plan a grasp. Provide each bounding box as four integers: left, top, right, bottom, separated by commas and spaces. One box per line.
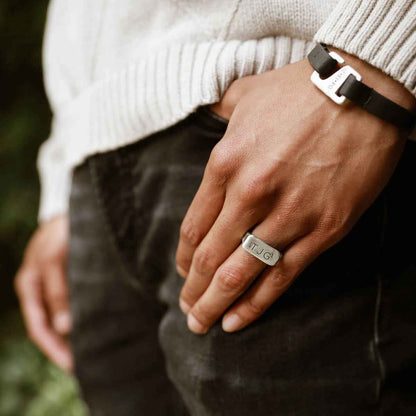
308, 43, 416, 139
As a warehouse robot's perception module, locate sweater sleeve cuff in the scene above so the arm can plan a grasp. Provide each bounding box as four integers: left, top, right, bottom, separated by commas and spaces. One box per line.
37, 137, 71, 223
313, 0, 416, 96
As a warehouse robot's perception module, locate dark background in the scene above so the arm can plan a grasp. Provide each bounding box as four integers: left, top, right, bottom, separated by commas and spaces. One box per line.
0, 2, 86, 414
0, 1, 50, 312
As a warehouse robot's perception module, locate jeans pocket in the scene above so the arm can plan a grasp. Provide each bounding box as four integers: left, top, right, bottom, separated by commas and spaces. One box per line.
194, 105, 229, 131
85, 110, 222, 293
86, 143, 149, 291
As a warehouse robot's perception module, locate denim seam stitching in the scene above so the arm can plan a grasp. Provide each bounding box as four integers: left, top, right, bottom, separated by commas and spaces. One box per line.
373, 273, 385, 408
87, 158, 144, 292
372, 192, 388, 412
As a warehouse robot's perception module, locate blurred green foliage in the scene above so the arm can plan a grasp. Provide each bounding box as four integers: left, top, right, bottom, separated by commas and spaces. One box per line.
0, 312, 88, 416
0, 311, 87, 416
0, 2, 88, 415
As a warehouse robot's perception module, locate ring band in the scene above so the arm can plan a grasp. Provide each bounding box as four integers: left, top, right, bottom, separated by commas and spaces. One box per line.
241, 232, 282, 266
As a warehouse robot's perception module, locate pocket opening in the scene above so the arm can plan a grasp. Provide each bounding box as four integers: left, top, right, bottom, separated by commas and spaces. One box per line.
196, 105, 229, 128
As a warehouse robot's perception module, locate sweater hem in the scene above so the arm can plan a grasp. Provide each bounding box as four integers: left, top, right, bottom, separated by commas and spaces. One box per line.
38, 36, 315, 222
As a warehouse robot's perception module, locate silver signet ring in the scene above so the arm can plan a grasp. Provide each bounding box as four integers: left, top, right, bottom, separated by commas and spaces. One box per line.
241, 232, 282, 266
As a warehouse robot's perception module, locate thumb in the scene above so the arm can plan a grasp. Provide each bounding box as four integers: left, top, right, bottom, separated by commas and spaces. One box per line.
43, 264, 72, 335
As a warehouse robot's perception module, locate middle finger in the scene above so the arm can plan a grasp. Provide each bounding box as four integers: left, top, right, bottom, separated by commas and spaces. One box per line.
179, 192, 270, 313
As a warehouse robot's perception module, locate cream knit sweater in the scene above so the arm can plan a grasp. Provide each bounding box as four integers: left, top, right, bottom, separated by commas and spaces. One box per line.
38, 0, 416, 222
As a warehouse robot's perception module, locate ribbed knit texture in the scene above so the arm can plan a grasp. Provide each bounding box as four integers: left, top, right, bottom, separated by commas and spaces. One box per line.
38, 0, 416, 222
314, 0, 416, 96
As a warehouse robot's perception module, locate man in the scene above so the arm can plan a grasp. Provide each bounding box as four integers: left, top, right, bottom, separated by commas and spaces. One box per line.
15, 0, 416, 414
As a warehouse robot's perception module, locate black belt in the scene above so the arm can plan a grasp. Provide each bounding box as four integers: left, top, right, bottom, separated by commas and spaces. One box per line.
308, 43, 416, 137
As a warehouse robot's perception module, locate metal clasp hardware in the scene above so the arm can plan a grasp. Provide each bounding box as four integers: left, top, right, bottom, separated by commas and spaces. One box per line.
311, 51, 362, 105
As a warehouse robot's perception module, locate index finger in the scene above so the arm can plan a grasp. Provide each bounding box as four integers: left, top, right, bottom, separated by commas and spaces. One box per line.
175, 168, 226, 276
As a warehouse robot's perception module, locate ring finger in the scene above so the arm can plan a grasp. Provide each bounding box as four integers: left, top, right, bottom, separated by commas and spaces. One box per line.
185, 210, 312, 334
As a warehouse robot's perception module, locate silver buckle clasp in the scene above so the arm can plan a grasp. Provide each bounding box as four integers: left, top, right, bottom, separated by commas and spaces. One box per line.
311, 51, 362, 105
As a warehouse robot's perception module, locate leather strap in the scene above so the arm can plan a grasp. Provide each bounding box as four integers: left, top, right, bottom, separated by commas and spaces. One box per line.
308, 44, 338, 78
308, 43, 416, 132
339, 75, 415, 129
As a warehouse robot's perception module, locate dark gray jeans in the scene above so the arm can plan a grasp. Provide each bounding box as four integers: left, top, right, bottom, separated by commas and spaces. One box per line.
68, 106, 416, 416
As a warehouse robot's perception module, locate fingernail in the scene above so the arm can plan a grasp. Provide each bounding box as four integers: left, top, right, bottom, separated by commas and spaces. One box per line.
179, 298, 191, 314
222, 314, 243, 332
187, 313, 207, 334
53, 312, 72, 334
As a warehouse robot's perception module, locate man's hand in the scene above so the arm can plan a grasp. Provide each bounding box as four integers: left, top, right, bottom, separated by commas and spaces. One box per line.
15, 214, 73, 371
176, 48, 416, 334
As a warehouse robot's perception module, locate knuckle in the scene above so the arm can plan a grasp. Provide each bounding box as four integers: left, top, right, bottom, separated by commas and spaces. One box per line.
236, 174, 272, 205
175, 261, 189, 278
268, 269, 292, 290
244, 296, 266, 317
180, 220, 202, 247
207, 145, 235, 182
318, 210, 352, 242
175, 250, 191, 273
193, 248, 217, 276
192, 303, 215, 327
216, 266, 247, 292
278, 190, 304, 218
180, 285, 199, 305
